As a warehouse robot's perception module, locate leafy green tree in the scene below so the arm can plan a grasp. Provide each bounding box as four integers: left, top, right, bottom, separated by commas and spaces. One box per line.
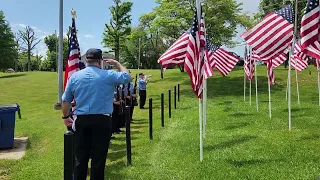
18, 26, 41, 71
43, 34, 69, 71
0, 11, 18, 71
140, 0, 252, 71
102, 0, 133, 62
152, 0, 253, 47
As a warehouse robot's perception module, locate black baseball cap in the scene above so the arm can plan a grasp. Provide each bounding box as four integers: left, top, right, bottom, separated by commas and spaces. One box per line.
139, 73, 144, 75
86, 48, 102, 59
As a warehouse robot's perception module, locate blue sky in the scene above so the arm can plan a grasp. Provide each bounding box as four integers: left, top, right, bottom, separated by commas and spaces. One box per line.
2, 0, 259, 58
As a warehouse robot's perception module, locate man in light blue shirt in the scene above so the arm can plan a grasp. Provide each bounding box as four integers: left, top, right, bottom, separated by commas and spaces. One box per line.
138, 72, 148, 109
61, 48, 130, 180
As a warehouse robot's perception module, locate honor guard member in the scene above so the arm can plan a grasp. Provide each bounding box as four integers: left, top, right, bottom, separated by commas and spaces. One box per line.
138, 73, 148, 109
112, 87, 121, 136
61, 48, 131, 180
126, 75, 135, 121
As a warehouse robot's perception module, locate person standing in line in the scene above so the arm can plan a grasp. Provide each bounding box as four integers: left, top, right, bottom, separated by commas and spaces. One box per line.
124, 74, 135, 121
61, 48, 131, 180
138, 72, 148, 109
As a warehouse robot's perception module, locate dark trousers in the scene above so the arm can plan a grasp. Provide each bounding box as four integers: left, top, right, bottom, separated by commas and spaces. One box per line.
126, 98, 134, 121
139, 90, 146, 108
74, 115, 112, 180
130, 106, 134, 120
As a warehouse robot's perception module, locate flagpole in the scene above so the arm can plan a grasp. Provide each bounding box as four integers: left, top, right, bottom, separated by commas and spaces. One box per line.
196, 0, 203, 162
244, 45, 247, 102
254, 47, 259, 111
286, 75, 288, 101
54, 0, 64, 110
249, 47, 252, 106
288, 0, 298, 130
293, 0, 300, 105
317, 59, 320, 106
202, 12, 207, 139
267, 65, 272, 119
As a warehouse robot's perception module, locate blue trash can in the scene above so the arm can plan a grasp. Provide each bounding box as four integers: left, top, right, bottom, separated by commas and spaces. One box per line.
0, 104, 21, 149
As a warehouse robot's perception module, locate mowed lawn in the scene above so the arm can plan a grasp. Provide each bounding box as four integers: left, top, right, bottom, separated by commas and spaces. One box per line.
0, 66, 320, 180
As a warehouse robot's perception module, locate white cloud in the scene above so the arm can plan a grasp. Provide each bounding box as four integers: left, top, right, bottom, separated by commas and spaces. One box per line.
84, 34, 94, 38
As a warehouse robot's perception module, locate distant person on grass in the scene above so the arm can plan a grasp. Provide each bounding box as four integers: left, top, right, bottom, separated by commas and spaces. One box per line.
138, 72, 149, 109
61, 48, 131, 180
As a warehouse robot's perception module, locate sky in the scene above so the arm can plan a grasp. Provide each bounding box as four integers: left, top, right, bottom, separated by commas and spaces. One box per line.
2, 0, 260, 58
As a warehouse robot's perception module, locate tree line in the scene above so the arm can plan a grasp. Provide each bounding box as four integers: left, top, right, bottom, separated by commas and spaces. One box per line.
1, 0, 307, 72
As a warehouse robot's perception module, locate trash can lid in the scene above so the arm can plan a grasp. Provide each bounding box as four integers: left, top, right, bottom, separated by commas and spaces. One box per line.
0, 104, 20, 113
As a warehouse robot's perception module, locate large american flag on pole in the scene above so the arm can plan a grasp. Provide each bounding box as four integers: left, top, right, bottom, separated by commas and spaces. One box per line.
200, 13, 214, 81
244, 46, 255, 81
301, 0, 320, 59
157, 33, 189, 69
184, 10, 202, 98
64, 17, 81, 89
291, 42, 309, 72
209, 46, 239, 76
267, 61, 275, 85
241, 5, 294, 60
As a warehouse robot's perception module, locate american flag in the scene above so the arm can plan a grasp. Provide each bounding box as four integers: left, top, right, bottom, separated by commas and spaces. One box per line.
184, 10, 202, 98
204, 36, 217, 79
157, 33, 189, 69
300, 0, 320, 59
64, 18, 81, 89
244, 46, 255, 81
267, 61, 275, 85
290, 42, 309, 72
241, 5, 294, 60
253, 50, 287, 68
209, 46, 239, 77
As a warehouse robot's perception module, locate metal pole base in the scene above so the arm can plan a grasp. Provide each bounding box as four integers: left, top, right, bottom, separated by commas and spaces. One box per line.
53, 102, 62, 110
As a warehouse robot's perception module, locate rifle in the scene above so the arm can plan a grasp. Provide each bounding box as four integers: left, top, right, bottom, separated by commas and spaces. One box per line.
133, 74, 137, 94
116, 85, 123, 115
127, 82, 132, 106
132, 74, 138, 106
121, 84, 126, 105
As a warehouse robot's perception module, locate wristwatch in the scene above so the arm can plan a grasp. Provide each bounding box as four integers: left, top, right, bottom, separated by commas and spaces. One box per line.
62, 115, 69, 119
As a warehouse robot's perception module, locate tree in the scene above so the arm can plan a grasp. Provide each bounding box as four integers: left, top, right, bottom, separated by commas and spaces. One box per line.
44, 33, 69, 71
0, 11, 18, 71
102, 0, 133, 62
18, 26, 41, 71
152, 0, 253, 47
14, 33, 22, 72
254, 0, 307, 38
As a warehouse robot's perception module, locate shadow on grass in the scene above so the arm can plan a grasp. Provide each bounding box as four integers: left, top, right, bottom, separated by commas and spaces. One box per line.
180, 76, 285, 99
282, 107, 311, 112
298, 134, 320, 141
204, 135, 257, 151
105, 161, 126, 179
227, 159, 273, 167
0, 74, 26, 79
107, 150, 127, 162
229, 113, 254, 117
223, 122, 251, 130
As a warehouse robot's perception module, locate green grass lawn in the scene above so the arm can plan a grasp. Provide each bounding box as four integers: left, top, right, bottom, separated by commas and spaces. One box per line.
0, 66, 320, 179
